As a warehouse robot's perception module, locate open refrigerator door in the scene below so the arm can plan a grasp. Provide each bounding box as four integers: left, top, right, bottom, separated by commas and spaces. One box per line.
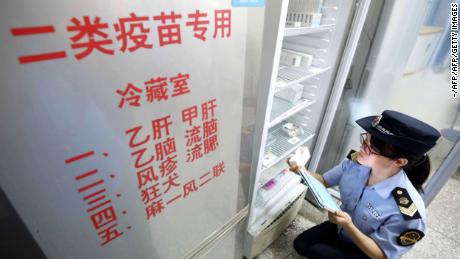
243, 0, 371, 257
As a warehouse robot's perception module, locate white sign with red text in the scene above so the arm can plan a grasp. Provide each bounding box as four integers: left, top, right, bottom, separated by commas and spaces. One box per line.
0, 1, 247, 258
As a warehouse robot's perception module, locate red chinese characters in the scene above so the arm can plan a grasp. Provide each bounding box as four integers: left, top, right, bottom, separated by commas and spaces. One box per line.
163, 172, 180, 194
122, 99, 225, 220
160, 154, 178, 177
182, 106, 198, 126
11, 9, 232, 64
186, 10, 209, 41
154, 11, 182, 47
117, 72, 191, 109
141, 183, 161, 205
183, 98, 219, 163
182, 179, 198, 198
145, 200, 166, 219
213, 10, 232, 38
116, 83, 143, 109
65, 151, 124, 246
212, 161, 225, 178
125, 115, 182, 221
152, 115, 173, 140
145, 77, 169, 102
137, 166, 158, 188
114, 13, 153, 52
155, 137, 176, 161
67, 16, 115, 60
181, 161, 226, 199
170, 73, 191, 97
202, 99, 218, 154
10, 25, 67, 63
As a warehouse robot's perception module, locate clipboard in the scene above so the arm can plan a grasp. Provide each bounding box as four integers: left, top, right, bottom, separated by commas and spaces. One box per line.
298, 168, 341, 212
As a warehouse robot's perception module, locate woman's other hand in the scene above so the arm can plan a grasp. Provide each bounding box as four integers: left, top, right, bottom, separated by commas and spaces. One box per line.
328, 211, 353, 228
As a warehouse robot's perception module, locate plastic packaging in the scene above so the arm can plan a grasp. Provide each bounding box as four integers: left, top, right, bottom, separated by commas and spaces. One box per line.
275, 83, 304, 104
281, 122, 304, 138
255, 169, 292, 208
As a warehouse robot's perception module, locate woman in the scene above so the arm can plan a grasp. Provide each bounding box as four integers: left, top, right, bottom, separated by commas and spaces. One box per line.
290, 110, 440, 259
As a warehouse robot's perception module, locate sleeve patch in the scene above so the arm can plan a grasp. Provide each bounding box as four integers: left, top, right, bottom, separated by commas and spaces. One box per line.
397, 229, 424, 246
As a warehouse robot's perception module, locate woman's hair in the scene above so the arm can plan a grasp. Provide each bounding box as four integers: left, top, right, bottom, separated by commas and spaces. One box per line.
370, 135, 430, 193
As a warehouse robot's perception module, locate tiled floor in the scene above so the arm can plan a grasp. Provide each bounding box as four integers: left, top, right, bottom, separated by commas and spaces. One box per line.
257, 169, 460, 259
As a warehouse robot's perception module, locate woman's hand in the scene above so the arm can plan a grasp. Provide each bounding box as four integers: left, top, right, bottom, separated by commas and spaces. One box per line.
286, 157, 300, 173
328, 211, 353, 228
329, 211, 386, 259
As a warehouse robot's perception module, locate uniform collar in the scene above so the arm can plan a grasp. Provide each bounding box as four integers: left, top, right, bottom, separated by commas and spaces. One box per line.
355, 163, 372, 190
371, 169, 406, 198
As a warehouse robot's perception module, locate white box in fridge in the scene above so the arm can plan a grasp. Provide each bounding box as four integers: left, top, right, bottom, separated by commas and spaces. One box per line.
280, 49, 303, 67
310, 13, 322, 27
281, 49, 313, 68
275, 83, 304, 104
286, 12, 322, 27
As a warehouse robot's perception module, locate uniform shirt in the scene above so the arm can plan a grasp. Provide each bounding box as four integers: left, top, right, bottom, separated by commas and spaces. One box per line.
323, 159, 426, 259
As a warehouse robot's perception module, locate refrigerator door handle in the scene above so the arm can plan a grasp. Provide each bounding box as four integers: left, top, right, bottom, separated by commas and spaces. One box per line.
344, 77, 353, 90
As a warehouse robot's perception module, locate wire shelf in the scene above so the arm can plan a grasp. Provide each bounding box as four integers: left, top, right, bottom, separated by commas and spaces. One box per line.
269, 97, 315, 128
262, 123, 314, 171
275, 66, 330, 92
284, 24, 335, 37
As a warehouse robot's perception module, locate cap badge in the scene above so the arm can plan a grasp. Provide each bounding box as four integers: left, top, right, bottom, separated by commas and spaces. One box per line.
372, 115, 382, 127
371, 114, 394, 135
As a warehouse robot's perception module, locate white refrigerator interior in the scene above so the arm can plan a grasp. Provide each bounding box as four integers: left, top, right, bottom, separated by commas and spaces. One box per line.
244, 0, 370, 257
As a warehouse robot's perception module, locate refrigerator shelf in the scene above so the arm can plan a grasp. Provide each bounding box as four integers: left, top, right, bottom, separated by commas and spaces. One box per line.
284, 24, 335, 37
321, 6, 339, 11
269, 97, 315, 128
262, 123, 314, 171
275, 66, 331, 92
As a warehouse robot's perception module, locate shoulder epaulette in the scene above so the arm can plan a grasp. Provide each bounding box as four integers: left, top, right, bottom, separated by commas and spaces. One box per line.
391, 187, 421, 220
346, 149, 360, 163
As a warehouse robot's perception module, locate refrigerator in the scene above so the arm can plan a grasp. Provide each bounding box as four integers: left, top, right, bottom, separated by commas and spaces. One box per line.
315, 0, 460, 208
242, 0, 371, 257
3, 0, 455, 258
